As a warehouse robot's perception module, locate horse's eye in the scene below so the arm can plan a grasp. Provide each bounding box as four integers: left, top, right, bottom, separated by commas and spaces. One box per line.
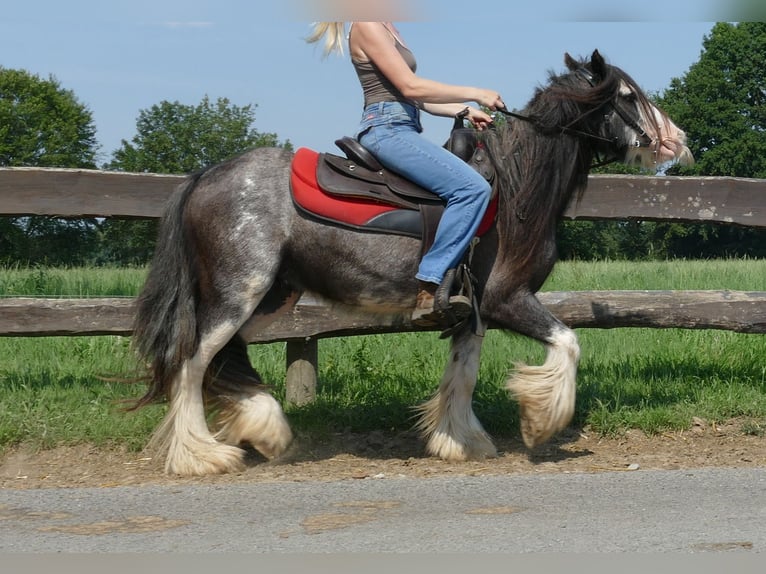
622, 92, 638, 103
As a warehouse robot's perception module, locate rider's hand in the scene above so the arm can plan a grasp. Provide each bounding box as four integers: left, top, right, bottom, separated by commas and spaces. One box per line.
475, 89, 505, 111
466, 107, 494, 131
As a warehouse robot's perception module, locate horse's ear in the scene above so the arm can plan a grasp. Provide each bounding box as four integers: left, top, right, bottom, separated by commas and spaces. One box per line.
590, 49, 606, 76
564, 52, 578, 71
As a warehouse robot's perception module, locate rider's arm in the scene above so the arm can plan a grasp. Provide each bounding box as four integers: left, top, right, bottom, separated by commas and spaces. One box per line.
351, 22, 503, 110
420, 103, 494, 130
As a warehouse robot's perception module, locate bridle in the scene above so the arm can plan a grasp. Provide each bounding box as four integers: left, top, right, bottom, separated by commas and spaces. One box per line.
492, 67, 655, 165
573, 67, 653, 148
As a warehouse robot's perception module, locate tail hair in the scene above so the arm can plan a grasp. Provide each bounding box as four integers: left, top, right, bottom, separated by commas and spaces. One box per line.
130, 173, 204, 409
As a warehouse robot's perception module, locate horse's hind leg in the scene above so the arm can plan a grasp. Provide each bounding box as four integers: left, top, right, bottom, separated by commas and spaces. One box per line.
150, 321, 249, 476
153, 284, 294, 476
416, 329, 497, 461
206, 339, 293, 462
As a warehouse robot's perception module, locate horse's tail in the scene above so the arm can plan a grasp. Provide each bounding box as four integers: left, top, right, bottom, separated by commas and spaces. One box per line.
130, 173, 204, 409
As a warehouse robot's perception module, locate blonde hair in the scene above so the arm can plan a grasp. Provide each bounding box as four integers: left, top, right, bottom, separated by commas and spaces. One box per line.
306, 22, 347, 56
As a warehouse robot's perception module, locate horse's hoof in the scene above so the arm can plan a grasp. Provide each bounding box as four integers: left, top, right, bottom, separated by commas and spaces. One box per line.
519, 416, 557, 449
426, 431, 497, 462
165, 442, 246, 477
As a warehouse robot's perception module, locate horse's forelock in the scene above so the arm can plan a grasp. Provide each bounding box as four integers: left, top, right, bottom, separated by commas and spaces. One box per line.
611, 65, 671, 154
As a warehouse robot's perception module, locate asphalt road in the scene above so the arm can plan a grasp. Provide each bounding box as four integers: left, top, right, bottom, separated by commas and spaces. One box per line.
1, 467, 764, 553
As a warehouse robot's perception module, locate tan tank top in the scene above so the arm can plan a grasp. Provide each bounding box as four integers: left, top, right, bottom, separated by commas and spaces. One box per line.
351, 27, 417, 107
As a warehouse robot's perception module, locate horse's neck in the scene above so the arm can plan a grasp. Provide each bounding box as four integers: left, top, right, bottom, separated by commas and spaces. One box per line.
499, 129, 590, 222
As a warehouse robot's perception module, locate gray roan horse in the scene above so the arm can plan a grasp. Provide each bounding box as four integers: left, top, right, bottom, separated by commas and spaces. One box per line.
130, 50, 693, 476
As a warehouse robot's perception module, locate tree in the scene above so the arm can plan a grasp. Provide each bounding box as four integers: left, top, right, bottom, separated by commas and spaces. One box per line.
101, 96, 290, 264
559, 24, 766, 260
659, 22, 766, 178
0, 68, 100, 265
653, 22, 766, 258
0, 68, 99, 168
107, 96, 287, 174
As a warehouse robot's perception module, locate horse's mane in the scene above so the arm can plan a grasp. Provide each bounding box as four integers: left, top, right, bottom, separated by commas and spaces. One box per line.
481, 53, 664, 270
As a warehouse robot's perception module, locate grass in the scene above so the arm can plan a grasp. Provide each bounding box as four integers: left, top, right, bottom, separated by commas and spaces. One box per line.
0, 264, 146, 297
1, 260, 765, 454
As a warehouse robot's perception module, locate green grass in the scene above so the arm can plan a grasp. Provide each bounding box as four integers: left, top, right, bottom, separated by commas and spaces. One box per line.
1, 260, 765, 454
0, 264, 146, 297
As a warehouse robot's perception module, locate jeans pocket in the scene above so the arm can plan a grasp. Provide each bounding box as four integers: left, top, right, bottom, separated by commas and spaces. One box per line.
356, 102, 421, 138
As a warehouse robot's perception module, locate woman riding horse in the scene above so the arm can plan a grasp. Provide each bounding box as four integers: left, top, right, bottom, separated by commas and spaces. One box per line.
130, 44, 692, 476
308, 21, 504, 327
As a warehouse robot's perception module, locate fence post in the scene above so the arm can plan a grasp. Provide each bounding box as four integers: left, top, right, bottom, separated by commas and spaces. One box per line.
285, 338, 318, 406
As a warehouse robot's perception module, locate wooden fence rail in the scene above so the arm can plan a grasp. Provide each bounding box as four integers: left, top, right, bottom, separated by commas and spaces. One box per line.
2, 167, 766, 226
2, 167, 765, 405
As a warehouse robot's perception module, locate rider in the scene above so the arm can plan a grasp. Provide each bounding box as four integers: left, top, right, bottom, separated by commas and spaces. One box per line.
307, 22, 505, 326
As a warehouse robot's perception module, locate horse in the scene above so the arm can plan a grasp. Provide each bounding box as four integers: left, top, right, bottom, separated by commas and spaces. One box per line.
130, 50, 693, 476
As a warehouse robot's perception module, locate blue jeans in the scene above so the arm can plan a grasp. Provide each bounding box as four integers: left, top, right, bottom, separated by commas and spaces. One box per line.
357, 101, 491, 285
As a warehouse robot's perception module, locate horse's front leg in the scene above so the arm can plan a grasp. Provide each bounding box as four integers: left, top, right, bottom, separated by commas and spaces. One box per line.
490, 291, 580, 448
416, 329, 497, 461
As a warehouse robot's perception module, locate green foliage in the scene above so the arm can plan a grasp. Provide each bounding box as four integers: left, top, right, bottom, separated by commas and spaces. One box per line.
647, 22, 766, 259
0, 264, 146, 297
0, 336, 163, 451
106, 95, 289, 174
0, 67, 98, 168
561, 23, 766, 260
99, 96, 291, 265
0, 67, 101, 266
658, 22, 766, 179
0, 218, 103, 267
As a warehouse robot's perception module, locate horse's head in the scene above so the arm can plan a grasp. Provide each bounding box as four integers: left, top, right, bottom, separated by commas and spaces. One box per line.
564, 50, 694, 169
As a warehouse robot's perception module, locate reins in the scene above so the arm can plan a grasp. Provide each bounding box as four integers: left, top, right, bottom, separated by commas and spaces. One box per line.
494, 106, 617, 147
492, 106, 622, 170
488, 67, 655, 168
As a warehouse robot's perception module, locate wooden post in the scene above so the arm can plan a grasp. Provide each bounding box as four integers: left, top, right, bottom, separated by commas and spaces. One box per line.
285, 338, 318, 407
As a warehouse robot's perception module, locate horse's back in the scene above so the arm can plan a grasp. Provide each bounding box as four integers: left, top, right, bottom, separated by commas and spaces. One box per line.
184, 146, 295, 231
199, 146, 294, 191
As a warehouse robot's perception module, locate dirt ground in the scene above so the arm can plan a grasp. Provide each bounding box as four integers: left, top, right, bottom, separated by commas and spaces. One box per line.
1, 418, 764, 489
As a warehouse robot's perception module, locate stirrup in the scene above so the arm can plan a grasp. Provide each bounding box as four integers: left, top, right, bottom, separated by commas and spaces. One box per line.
411, 265, 478, 336
411, 293, 472, 329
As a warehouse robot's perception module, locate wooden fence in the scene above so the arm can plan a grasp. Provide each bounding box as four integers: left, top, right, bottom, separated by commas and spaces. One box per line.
2, 167, 766, 405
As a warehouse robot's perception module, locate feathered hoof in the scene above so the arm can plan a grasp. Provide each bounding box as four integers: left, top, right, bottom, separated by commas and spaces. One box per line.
516, 398, 571, 449
506, 351, 577, 450
519, 408, 557, 449
214, 392, 294, 460
165, 441, 246, 477
426, 431, 498, 462
251, 425, 294, 460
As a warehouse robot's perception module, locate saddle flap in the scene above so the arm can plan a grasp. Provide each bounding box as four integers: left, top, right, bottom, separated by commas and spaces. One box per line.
319, 153, 386, 186
317, 153, 440, 209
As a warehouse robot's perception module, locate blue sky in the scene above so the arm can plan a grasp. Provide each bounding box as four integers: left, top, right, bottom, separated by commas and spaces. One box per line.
0, 1, 726, 168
